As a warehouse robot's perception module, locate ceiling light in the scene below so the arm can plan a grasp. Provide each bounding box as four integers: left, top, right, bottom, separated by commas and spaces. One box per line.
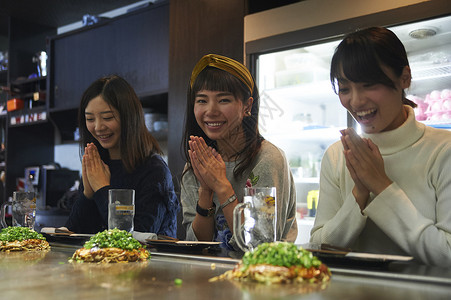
408, 27, 437, 39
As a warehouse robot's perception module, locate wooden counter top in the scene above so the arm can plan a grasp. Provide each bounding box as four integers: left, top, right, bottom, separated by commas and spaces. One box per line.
1, 244, 451, 300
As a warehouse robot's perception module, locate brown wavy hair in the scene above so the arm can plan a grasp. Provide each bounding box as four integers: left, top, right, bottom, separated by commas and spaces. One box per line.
182, 66, 263, 179
78, 75, 161, 173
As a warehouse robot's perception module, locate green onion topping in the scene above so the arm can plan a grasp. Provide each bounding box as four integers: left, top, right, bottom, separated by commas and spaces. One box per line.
0, 227, 45, 242
83, 229, 143, 251
241, 242, 322, 269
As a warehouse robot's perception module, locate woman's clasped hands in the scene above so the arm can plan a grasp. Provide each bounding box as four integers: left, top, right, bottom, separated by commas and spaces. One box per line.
82, 143, 111, 198
188, 136, 232, 196
340, 128, 393, 211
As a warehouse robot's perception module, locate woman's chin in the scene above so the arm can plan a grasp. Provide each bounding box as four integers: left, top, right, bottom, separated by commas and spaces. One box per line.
360, 124, 379, 134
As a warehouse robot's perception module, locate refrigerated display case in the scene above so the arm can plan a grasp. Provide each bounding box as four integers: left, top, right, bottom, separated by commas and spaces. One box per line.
256, 39, 347, 244
249, 13, 451, 244
391, 16, 451, 129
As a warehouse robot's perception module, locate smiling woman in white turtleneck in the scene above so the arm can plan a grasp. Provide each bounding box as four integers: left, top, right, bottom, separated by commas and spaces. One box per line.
310, 27, 451, 267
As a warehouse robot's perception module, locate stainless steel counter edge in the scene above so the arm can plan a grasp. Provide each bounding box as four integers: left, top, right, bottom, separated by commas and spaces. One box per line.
329, 267, 451, 285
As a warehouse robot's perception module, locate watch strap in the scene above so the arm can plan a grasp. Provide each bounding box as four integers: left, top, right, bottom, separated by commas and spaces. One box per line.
196, 202, 216, 217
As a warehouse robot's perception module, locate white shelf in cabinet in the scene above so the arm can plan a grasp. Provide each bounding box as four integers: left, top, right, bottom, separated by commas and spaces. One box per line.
259, 82, 348, 134
410, 62, 451, 96
261, 80, 338, 104
411, 62, 451, 81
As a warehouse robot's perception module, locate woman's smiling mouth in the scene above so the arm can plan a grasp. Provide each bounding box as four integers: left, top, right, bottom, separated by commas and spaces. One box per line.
98, 134, 113, 140
205, 121, 225, 127
355, 108, 377, 120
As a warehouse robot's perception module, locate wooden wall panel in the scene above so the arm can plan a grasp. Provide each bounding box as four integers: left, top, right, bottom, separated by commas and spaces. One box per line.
168, 0, 246, 239
168, 0, 246, 190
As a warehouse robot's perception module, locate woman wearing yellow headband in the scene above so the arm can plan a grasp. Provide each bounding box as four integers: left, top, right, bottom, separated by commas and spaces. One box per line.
181, 54, 297, 250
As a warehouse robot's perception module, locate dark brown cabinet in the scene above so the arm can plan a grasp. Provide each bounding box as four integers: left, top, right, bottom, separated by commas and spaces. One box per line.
48, 2, 169, 112
47, 2, 169, 143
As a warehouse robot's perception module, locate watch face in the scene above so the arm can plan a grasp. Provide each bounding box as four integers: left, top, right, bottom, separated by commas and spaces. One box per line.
207, 207, 215, 217
196, 202, 216, 217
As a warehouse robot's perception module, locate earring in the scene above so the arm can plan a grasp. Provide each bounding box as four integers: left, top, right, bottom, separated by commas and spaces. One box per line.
245, 111, 251, 116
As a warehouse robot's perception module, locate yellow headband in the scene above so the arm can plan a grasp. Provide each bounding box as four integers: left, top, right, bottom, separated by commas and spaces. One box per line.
190, 54, 254, 94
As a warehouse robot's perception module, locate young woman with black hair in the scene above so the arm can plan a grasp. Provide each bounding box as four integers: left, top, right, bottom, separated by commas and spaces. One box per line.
181, 54, 297, 250
310, 27, 451, 266
65, 75, 179, 236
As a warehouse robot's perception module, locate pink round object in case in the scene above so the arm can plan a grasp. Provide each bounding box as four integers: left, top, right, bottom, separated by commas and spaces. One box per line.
428, 112, 442, 122
440, 89, 451, 99
408, 95, 428, 121
442, 99, 451, 111
430, 90, 442, 100
431, 101, 442, 112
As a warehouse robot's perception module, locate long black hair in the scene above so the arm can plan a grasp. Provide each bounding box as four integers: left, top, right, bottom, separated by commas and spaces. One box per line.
78, 75, 161, 173
182, 66, 263, 179
330, 26, 416, 108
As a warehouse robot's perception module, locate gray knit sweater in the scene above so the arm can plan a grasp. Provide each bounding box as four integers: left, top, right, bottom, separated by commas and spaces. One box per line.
181, 140, 298, 250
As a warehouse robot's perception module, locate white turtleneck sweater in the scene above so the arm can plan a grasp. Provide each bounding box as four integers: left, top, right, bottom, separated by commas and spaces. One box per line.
310, 106, 451, 266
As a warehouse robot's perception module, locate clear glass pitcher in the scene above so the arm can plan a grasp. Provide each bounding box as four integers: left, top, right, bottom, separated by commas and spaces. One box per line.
233, 187, 277, 252
1, 199, 10, 229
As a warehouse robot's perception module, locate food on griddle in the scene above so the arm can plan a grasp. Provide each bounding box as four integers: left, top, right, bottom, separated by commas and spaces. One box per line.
70, 228, 150, 263
0, 227, 50, 252
210, 242, 331, 284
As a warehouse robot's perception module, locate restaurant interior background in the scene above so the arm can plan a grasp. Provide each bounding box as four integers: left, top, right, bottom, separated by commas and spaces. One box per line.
0, 0, 450, 241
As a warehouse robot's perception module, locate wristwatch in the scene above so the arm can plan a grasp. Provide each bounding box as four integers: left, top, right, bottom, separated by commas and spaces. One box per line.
196, 202, 216, 217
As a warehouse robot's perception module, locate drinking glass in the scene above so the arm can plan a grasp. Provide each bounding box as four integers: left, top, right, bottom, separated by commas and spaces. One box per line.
12, 191, 37, 229
233, 187, 277, 252
108, 189, 135, 232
